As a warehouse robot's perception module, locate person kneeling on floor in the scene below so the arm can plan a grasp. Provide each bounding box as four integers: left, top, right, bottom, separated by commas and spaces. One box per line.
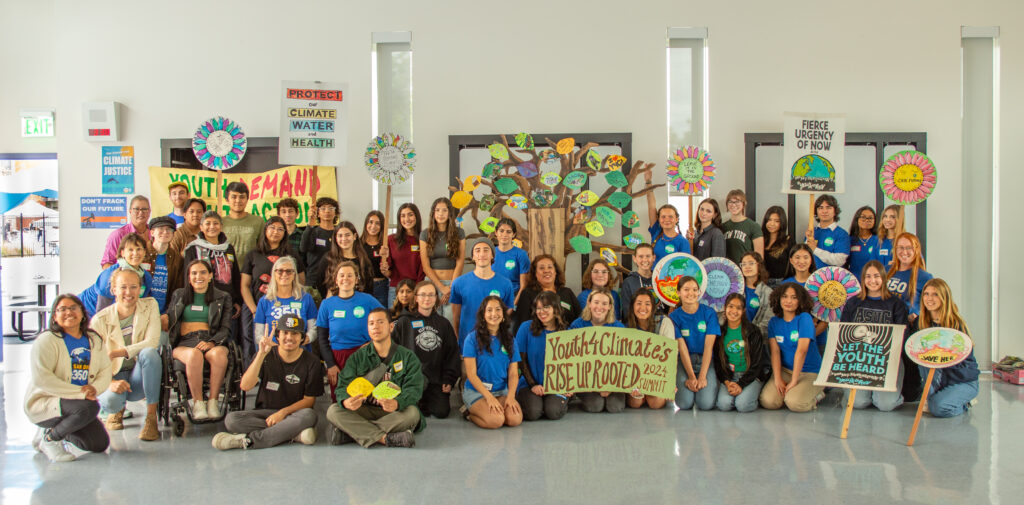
212, 313, 322, 450
327, 308, 424, 448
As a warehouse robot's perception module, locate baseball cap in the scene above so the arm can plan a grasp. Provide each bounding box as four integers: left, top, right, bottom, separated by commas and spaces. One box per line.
276, 313, 306, 334
168, 181, 189, 192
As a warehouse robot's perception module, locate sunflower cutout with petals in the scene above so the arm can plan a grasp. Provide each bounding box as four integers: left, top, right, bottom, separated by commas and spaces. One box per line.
879, 150, 936, 205
805, 267, 861, 322
667, 146, 716, 195
193, 116, 246, 171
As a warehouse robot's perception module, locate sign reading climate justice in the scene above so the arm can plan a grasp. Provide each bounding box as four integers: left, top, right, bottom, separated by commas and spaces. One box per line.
782, 112, 846, 194
543, 327, 678, 400
814, 322, 905, 391
278, 80, 349, 166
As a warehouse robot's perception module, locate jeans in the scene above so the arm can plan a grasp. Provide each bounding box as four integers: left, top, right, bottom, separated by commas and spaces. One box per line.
36, 399, 109, 453
98, 347, 163, 412
675, 352, 718, 410
371, 279, 389, 307
387, 286, 397, 307
241, 304, 255, 365
223, 408, 318, 449
438, 279, 454, 326
846, 362, 905, 412
921, 366, 979, 418
578, 392, 626, 413
716, 374, 762, 412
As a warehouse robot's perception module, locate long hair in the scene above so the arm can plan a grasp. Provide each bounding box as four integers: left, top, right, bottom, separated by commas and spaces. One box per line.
857, 260, 892, 300
769, 282, 813, 318
675, 276, 700, 309
360, 210, 386, 246
529, 290, 566, 334
625, 289, 657, 331
717, 292, 758, 372
408, 280, 437, 316
48, 293, 91, 337
693, 198, 723, 233
325, 221, 372, 292
761, 206, 791, 255
876, 204, 905, 242
652, 204, 682, 243
183, 259, 214, 307
395, 203, 421, 248
848, 206, 877, 239
525, 254, 565, 291
265, 256, 304, 302
886, 232, 927, 306
390, 278, 417, 319
581, 287, 617, 325
473, 296, 513, 355
256, 216, 291, 255
581, 259, 619, 289
740, 252, 769, 286
784, 243, 815, 279
427, 197, 461, 260
919, 278, 971, 336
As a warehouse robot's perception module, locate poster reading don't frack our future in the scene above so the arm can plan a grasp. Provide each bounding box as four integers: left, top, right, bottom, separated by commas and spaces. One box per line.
782, 112, 846, 194
543, 327, 678, 399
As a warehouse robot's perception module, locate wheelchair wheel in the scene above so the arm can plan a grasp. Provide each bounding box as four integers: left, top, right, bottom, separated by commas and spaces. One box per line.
172, 414, 186, 437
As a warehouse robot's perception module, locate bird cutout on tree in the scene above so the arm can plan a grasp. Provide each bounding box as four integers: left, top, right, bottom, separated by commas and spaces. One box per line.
448, 133, 665, 258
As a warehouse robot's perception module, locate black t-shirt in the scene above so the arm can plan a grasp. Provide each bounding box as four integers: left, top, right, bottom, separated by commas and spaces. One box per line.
300, 227, 334, 288
241, 248, 305, 301
256, 349, 325, 410
361, 241, 385, 279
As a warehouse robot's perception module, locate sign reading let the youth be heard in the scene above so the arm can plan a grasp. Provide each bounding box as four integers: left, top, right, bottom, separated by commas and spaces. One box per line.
544, 327, 678, 399
814, 323, 905, 391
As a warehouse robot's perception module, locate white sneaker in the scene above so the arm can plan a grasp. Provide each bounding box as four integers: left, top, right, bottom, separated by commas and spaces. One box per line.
211, 432, 249, 450
292, 427, 316, 445
32, 428, 44, 451
39, 436, 75, 462
191, 399, 208, 420
207, 398, 221, 419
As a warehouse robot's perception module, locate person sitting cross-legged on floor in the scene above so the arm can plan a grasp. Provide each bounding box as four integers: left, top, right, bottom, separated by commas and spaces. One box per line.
327, 308, 424, 448
212, 313, 322, 450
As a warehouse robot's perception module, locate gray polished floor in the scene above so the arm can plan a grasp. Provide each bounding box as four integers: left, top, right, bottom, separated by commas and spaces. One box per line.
2, 339, 1022, 505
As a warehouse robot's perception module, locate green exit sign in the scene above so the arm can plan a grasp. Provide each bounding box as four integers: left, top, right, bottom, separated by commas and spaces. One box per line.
21, 111, 55, 137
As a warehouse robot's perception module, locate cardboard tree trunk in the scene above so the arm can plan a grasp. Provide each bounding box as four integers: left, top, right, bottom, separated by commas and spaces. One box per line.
527, 208, 565, 269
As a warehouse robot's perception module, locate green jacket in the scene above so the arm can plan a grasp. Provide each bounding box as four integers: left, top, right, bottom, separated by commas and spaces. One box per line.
335, 340, 426, 431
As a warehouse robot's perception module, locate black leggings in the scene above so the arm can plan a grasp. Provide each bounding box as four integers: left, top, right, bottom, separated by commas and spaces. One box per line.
418, 383, 451, 419
36, 399, 109, 453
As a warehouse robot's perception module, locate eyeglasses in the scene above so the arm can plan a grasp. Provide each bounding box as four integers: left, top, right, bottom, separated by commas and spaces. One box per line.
274, 269, 296, 274
726, 200, 743, 205
858, 216, 875, 221
416, 293, 437, 298
267, 226, 286, 233
739, 261, 757, 267
130, 207, 151, 213
55, 306, 81, 314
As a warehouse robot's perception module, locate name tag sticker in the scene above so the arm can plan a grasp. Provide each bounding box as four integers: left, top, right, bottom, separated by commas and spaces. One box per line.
190, 305, 203, 311
411, 245, 419, 251
560, 301, 572, 310
482, 382, 493, 391
316, 238, 327, 246
851, 245, 861, 252
333, 310, 345, 318
266, 381, 280, 391
290, 302, 302, 309
394, 361, 404, 372
412, 320, 424, 328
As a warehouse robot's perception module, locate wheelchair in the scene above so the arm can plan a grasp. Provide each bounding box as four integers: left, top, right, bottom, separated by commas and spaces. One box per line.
158, 340, 245, 436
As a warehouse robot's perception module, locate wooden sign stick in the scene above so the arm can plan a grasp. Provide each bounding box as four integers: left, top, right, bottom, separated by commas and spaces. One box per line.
688, 194, 696, 235
840, 389, 857, 439
807, 193, 815, 235
215, 170, 224, 214
906, 367, 936, 446
384, 184, 393, 234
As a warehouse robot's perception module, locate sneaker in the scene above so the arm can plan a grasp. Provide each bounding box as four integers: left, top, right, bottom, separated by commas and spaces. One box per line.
292, 427, 316, 446
138, 413, 160, 441
968, 398, 979, 408
327, 426, 354, 446
32, 428, 44, 451
39, 435, 75, 462
105, 411, 124, 431
122, 409, 133, 419
207, 399, 221, 419
384, 430, 415, 448
211, 432, 249, 450
191, 399, 208, 420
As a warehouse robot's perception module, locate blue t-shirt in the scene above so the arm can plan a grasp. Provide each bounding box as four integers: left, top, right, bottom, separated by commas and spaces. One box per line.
811, 224, 851, 270
256, 293, 318, 332
316, 293, 383, 350
515, 321, 550, 391
743, 286, 762, 322
151, 253, 169, 313
463, 331, 520, 394
450, 271, 515, 346
63, 333, 91, 386
667, 304, 720, 354
166, 212, 185, 227
767, 312, 821, 373
568, 318, 625, 329
886, 268, 933, 316
847, 235, 879, 279
577, 289, 621, 317
877, 237, 894, 269
81, 264, 155, 315
493, 246, 530, 295
648, 224, 691, 264
780, 276, 801, 287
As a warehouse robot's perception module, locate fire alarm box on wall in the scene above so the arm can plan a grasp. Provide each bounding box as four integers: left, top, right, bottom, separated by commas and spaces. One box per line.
82, 101, 121, 142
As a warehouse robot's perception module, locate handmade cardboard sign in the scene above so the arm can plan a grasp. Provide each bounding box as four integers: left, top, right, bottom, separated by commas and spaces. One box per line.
814, 323, 906, 391
700, 257, 743, 311
782, 112, 846, 194
651, 252, 707, 307
667, 146, 715, 195
904, 327, 973, 368
543, 327, 678, 399
805, 266, 861, 321
879, 150, 936, 205
365, 133, 416, 185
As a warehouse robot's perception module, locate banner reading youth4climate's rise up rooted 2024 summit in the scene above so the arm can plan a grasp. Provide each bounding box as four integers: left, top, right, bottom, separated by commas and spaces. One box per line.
543, 327, 678, 400
782, 112, 846, 194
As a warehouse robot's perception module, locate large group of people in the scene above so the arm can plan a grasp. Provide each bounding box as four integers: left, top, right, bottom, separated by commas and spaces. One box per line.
25, 180, 980, 462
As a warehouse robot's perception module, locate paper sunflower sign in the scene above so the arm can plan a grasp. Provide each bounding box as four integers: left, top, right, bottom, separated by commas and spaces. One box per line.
365, 133, 416, 185
192, 117, 246, 171
879, 150, 936, 205
805, 266, 861, 322
667, 146, 716, 195
782, 112, 846, 194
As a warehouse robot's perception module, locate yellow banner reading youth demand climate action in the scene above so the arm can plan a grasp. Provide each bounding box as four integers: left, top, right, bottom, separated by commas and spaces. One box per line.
543, 327, 678, 400
148, 165, 338, 227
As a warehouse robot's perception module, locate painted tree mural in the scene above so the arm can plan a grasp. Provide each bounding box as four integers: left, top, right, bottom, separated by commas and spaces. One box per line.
449, 133, 664, 262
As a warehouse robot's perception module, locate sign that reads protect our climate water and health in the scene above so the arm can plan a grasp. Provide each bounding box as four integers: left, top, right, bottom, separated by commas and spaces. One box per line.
278, 80, 349, 166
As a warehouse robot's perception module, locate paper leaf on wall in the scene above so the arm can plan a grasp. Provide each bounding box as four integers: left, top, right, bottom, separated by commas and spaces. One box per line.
517, 162, 538, 178
463, 175, 483, 192
556, 138, 575, 155
515, 132, 534, 149
479, 216, 499, 233
576, 190, 599, 206
600, 248, 618, 266
585, 221, 605, 237
595, 206, 617, 228
621, 210, 640, 228
483, 162, 501, 178
507, 194, 528, 210
606, 154, 627, 171
562, 171, 588, 190
478, 194, 497, 212
541, 172, 562, 187
531, 189, 557, 207
494, 177, 519, 194
607, 192, 632, 209
569, 235, 593, 254
586, 150, 603, 170
451, 191, 473, 209
605, 171, 628, 188
623, 233, 644, 249
488, 143, 509, 161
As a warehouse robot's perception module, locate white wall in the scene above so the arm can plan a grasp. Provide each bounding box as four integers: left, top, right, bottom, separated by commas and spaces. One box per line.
2, 0, 1020, 360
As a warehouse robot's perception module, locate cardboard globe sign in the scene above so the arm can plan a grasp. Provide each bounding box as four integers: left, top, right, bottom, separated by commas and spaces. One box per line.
904, 327, 973, 369
700, 258, 743, 311
651, 253, 707, 307
879, 150, 936, 205
805, 266, 861, 322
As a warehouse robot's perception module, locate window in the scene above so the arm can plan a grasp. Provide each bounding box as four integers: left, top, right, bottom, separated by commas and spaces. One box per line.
667, 27, 708, 226
372, 32, 413, 227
